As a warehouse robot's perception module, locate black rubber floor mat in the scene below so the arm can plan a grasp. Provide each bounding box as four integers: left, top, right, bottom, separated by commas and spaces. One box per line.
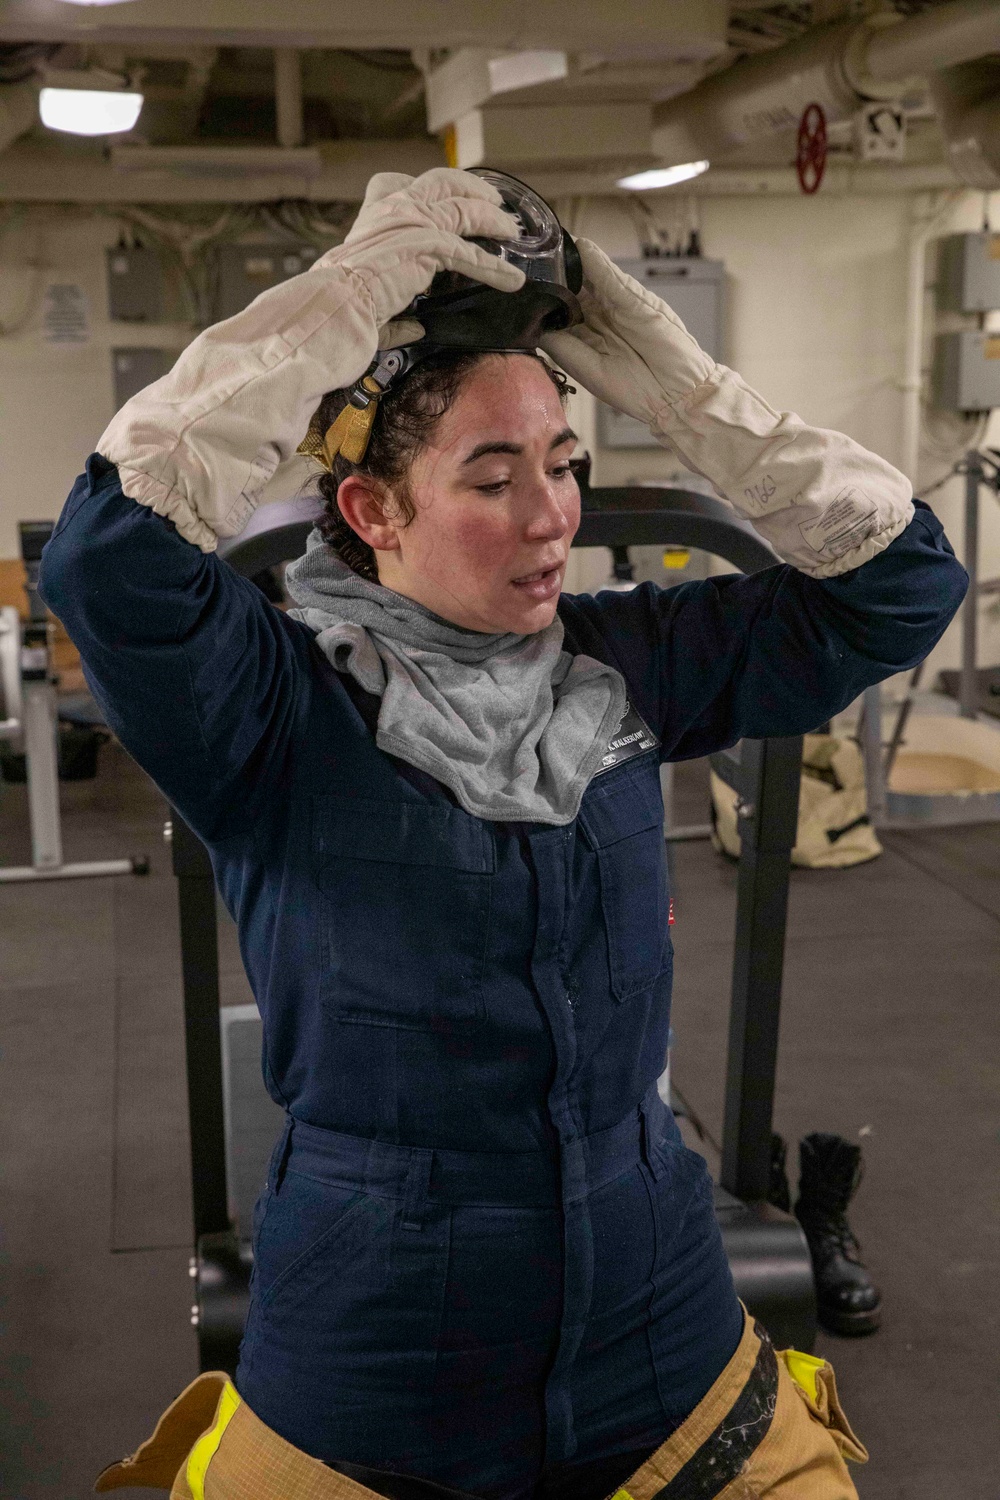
884, 824, 1000, 924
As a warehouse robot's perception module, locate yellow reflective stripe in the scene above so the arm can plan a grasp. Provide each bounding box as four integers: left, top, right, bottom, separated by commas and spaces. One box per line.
782, 1349, 826, 1404
186, 1381, 241, 1500
610, 1491, 635, 1500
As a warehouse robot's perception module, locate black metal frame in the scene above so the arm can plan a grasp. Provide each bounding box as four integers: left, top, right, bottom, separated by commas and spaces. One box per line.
170, 813, 229, 1240
217, 483, 783, 579
711, 737, 802, 1203
177, 482, 813, 1355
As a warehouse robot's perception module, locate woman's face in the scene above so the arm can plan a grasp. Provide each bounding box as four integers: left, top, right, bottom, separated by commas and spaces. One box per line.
348, 354, 580, 635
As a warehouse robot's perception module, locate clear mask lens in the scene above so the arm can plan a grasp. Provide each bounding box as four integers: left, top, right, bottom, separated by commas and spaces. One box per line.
468, 168, 567, 285
401, 167, 582, 351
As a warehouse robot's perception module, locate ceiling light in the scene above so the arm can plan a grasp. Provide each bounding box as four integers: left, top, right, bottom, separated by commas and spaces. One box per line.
40, 68, 143, 137
617, 160, 710, 190
40, 88, 143, 135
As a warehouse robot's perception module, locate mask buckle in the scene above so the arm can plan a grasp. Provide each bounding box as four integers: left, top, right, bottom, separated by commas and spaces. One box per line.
296, 345, 422, 471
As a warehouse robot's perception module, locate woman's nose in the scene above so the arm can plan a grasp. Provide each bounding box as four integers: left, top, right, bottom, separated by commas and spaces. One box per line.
523, 475, 576, 540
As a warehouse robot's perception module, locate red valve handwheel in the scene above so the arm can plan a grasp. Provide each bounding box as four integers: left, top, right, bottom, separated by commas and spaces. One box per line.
796, 103, 828, 195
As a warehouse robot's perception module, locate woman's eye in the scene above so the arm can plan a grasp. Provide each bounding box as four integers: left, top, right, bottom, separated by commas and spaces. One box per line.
473, 463, 573, 495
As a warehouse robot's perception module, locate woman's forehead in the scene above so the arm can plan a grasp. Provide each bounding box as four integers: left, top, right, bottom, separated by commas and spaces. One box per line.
433, 355, 567, 452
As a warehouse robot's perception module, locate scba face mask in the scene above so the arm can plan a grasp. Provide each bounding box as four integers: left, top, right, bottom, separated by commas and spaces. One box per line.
298, 170, 584, 471
407, 168, 584, 351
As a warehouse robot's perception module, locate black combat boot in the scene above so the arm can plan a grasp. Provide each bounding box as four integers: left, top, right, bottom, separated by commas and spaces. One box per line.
795, 1133, 881, 1336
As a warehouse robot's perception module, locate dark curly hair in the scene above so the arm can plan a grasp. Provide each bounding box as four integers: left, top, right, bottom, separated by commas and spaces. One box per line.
313, 349, 572, 581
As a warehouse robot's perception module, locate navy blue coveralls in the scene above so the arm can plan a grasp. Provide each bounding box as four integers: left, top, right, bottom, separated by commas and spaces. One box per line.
41, 457, 965, 1500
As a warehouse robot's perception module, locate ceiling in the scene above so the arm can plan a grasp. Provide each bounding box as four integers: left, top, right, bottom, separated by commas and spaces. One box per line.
0, 0, 984, 202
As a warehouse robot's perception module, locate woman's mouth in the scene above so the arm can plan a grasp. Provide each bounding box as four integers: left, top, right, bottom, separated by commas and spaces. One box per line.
511, 565, 562, 601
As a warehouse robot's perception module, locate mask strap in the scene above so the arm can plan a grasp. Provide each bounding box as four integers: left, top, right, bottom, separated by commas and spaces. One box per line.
297, 346, 423, 472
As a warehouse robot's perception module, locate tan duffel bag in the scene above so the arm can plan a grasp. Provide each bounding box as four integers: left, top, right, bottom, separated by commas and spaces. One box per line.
710, 734, 882, 870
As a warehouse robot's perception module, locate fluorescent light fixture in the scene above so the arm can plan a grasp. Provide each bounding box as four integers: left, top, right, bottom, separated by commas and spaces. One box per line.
40, 87, 143, 135
39, 68, 143, 136
617, 160, 710, 190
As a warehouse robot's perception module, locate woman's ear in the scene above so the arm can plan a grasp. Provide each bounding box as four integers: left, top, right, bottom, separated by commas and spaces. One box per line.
336, 474, 403, 554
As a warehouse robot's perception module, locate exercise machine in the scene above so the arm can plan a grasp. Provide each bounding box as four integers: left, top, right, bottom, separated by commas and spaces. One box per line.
174, 482, 816, 1373
859, 450, 1000, 830
0, 521, 148, 883
939, 448, 1000, 719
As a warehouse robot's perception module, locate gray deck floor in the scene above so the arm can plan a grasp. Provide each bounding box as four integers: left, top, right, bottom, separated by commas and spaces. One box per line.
1, 745, 997, 1498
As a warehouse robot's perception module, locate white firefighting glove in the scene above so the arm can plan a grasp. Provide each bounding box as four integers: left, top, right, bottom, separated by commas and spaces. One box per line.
542, 239, 913, 578
97, 169, 525, 551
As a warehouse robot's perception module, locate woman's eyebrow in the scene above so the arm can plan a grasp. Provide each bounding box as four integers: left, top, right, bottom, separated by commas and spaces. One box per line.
461, 428, 579, 467
462, 441, 521, 465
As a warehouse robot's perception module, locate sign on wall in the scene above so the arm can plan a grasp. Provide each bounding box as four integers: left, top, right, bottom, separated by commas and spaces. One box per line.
42, 283, 90, 344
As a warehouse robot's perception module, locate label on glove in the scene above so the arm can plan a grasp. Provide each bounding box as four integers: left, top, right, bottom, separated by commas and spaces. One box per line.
593, 698, 660, 777
798, 488, 879, 560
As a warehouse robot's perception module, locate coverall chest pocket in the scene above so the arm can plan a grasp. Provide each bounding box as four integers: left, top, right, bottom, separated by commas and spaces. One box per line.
311, 795, 495, 1034
578, 761, 669, 1001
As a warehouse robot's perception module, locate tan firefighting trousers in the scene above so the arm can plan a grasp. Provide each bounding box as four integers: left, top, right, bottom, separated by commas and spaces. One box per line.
94, 1310, 866, 1500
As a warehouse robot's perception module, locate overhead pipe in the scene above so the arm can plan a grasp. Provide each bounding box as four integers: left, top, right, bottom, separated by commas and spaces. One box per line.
651, 18, 862, 167
864, 0, 1000, 84
900, 191, 964, 487
651, 0, 1000, 183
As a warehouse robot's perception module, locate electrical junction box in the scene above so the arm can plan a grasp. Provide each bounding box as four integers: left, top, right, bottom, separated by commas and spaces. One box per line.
936, 232, 1000, 313
597, 257, 724, 449
105, 245, 167, 322
932, 330, 1000, 413
854, 103, 906, 161
212, 241, 320, 321
111, 347, 174, 410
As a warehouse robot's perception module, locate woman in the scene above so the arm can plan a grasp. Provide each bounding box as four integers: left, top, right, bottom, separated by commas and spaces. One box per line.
44, 170, 964, 1500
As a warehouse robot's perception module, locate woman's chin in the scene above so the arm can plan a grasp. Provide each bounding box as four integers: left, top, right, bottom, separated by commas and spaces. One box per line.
499, 567, 564, 633
399, 580, 562, 636
503, 594, 561, 635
